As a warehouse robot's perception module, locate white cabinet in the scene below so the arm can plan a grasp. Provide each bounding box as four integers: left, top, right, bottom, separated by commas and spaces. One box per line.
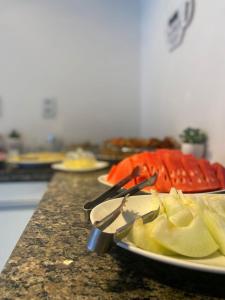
0, 182, 47, 272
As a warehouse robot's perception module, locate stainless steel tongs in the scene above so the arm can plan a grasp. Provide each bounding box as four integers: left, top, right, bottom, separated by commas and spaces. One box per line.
87, 194, 160, 254
83, 169, 157, 222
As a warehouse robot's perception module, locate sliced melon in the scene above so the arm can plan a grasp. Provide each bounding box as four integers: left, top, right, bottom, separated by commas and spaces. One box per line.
143, 221, 175, 255
203, 208, 225, 255
150, 213, 218, 257
127, 218, 145, 248
169, 209, 193, 227
163, 195, 183, 216
162, 192, 193, 227
127, 217, 174, 255
204, 198, 225, 219
150, 190, 165, 214
182, 194, 200, 213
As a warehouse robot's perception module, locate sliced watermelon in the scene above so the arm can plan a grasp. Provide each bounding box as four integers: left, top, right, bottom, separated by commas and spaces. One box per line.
107, 165, 117, 182
144, 152, 172, 192
198, 159, 221, 191
212, 163, 225, 189
106, 150, 225, 193
107, 157, 135, 188
157, 150, 194, 192
181, 154, 210, 192
130, 152, 152, 186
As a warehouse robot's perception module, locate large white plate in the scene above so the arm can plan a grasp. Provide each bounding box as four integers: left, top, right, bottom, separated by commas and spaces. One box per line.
52, 161, 109, 172
98, 174, 225, 195
90, 195, 225, 274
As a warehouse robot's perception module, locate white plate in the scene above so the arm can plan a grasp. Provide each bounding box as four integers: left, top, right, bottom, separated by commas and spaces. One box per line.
52, 161, 109, 172
7, 152, 65, 166
90, 195, 225, 274
98, 174, 225, 195
98, 174, 113, 186
9, 159, 62, 166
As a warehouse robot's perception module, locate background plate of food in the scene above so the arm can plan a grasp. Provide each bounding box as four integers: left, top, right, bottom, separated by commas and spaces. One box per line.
7, 152, 65, 167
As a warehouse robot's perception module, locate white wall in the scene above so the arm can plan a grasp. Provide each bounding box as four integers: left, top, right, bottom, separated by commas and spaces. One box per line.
141, 0, 225, 164
0, 0, 141, 148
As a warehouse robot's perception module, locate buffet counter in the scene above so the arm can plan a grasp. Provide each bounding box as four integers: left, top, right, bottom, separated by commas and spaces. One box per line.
0, 170, 224, 299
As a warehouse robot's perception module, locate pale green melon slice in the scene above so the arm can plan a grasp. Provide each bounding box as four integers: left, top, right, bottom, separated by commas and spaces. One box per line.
144, 221, 175, 255
204, 198, 225, 219
162, 193, 193, 227
169, 209, 193, 227
150, 190, 165, 214
127, 218, 145, 248
203, 208, 225, 255
163, 195, 183, 216
150, 213, 218, 257
127, 218, 174, 255
182, 195, 200, 214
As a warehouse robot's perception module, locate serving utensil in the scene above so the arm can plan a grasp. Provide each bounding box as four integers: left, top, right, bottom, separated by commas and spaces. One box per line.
87, 194, 129, 254
83, 171, 157, 223
114, 173, 157, 198
87, 194, 160, 254
93, 194, 128, 231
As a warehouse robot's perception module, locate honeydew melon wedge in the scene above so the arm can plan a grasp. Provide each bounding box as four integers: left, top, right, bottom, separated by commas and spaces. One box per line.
162, 192, 193, 226
203, 208, 225, 255
181, 194, 200, 215
169, 209, 193, 227
150, 190, 165, 214
127, 218, 145, 249
127, 218, 174, 255
150, 213, 218, 258
163, 195, 183, 216
204, 198, 225, 219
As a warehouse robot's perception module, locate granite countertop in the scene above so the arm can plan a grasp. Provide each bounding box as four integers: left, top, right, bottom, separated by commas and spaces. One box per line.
0, 165, 54, 182
0, 170, 225, 299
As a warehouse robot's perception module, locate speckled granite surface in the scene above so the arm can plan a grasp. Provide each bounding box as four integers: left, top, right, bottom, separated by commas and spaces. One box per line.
0, 165, 53, 182
0, 171, 225, 299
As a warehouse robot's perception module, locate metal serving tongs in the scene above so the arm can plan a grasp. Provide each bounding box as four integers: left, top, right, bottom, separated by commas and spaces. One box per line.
87, 194, 160, 254
83, 166, 141, 222
83, 166, 157, 222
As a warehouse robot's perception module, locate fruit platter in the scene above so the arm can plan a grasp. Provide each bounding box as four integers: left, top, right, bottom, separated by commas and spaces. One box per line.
90, 189, 225, 273
90, 149, 225, 273
105, 149, 225, 193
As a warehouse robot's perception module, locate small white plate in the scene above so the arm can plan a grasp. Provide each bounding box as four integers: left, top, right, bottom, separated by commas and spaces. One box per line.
8, 159, 62, 166
90, 195, 225, 274
7, 152, 65, 166
52, 161, 109, 172
98, 174, 225, 195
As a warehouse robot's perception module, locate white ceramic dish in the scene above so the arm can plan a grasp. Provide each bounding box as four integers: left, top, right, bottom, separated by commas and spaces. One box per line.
14, 160, 61, 165
7, 159, 63, 167
7, 152, 65, 166
52, 161, 109, 172
90, 195, 225, 274
98, 174, 113, 186
98, 174, 225, 195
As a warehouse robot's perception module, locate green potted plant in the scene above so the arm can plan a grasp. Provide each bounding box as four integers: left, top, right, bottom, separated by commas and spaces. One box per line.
179, 127, 207, 158
7, 130, 23, 153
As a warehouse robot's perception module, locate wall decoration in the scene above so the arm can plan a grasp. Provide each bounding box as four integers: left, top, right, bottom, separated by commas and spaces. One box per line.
166, 0, 195, 51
